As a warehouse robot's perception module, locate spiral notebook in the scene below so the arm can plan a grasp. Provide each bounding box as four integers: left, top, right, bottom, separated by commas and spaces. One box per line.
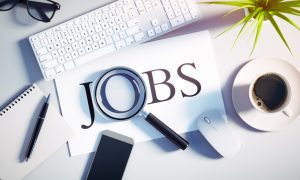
0, 84, 74, 180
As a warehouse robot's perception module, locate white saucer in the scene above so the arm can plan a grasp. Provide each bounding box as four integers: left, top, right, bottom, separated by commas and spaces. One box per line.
232, 57, 300, 131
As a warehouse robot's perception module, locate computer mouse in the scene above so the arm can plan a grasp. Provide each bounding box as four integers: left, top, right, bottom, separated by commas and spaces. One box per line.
197, 110, 241, 158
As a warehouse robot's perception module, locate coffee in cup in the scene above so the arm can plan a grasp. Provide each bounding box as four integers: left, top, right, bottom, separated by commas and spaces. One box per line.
249, 73, 293, 117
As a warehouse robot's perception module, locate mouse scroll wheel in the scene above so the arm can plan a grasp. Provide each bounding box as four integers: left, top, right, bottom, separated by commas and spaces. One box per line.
204, 117, 211, 124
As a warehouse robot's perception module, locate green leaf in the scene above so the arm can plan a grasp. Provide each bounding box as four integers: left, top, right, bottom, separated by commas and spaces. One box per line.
271, 12, 300, 31
265, 12, 293, 55
275, 1, 300, 7
223, 5, 256, 17
216, 14, 252, 38
250, 11, 265, 55
232, 7, 263, 48
271, 6, 300, 16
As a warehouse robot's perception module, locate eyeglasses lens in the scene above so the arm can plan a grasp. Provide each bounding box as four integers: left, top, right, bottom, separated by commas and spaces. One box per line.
0, 0, 18, 11
27, 0, 58, 22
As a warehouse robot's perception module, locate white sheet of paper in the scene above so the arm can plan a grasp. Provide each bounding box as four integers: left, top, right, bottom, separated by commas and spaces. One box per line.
56, 31, 226, 156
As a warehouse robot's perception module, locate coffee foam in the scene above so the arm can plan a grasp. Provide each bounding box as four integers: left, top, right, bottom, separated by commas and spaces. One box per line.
251, 90, 270, 112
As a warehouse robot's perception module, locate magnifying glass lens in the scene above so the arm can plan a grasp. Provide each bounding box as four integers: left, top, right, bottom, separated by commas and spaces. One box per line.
95, 69, 146, 120
104, 75, 136, 111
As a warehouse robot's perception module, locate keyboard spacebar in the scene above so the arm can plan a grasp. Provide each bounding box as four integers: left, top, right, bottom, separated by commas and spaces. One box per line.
74, 44, 116, 66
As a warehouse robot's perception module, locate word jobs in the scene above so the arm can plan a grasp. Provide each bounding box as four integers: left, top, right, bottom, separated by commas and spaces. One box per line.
80, 62, 202, 129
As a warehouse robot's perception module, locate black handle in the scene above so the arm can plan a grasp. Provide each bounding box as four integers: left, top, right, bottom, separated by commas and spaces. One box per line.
144, 113, 189, 150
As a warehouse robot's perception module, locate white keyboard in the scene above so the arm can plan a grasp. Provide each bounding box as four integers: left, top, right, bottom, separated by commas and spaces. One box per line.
29, 0, 201, 80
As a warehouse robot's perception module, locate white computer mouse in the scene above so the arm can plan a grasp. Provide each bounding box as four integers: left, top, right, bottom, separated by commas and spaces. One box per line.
197, 110, 241, 158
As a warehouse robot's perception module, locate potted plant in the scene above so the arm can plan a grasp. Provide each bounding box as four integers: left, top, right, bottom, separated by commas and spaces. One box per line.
198, 0, 300, 55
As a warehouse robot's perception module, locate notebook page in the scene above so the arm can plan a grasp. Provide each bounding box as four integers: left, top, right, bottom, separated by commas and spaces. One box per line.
0, 84, 74, 179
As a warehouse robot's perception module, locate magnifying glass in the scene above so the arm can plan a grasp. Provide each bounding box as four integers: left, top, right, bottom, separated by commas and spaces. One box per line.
94, 67, 189, 150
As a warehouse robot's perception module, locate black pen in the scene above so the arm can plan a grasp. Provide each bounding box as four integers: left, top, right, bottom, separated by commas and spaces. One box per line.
25, 94, 51, 162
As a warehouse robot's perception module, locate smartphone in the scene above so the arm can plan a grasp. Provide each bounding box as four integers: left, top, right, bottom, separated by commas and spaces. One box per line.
86, 130, 134, 180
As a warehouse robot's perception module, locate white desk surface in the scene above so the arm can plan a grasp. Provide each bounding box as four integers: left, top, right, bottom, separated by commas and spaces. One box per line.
1, 0, 300, 179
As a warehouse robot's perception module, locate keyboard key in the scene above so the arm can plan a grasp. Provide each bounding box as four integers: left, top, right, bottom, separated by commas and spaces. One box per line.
105, 36, 113, 44
74, 44, 116, 65
120, 23, 127, 30
61, 39, 69, 46
99, 31, 107, 38
67, 36, 75, 43
119, 31, 127, 39
85, 37, 93, 44
85, 45, 93, 53
64, 61, 75, 70
181, 6, 188, 14
65, 53, 72, 61
58, 48, 66, 55
41, 59, 58, 69
92, 42, 100, 50
81, 30, 88, 38
61, 30, 69, 38
152, 0, 161, 8
72, 42, 80, 49
108, 19, 116, 26
101, 22, 109, 29
174, 8, 182, 16
183, 13, 192, 21
99, 39, 107, 47
51, 51, 59, 58
33, 41, 42, 49
92, 34, 100, 42
116, 8, 123, 15
65, 45, 72, 52
126, 26, 141, 35
54, 33, 62, 41
71, 51, 79, 58
112, 34, 121, 42
87, 27, 96, 35
106, 27, 114, 36
161, 23, 169, 31
31, 36, 39, 42
115, 40, 127, 49
41, 39, 48, 46
78, 48, 86, 55
121, 13, 129, 21
58, 56, 65, 64
95, 25, 102, 32
151, 19, 159, 26
134, 32, 145, 41
188, 4, 200, 18
55, 65, 65, 74
125, 36, 135, 45
115, 16, 123, 24
113, 25, 121, 33
147, 28, 155, 37
46, 45, 54, 52
40, 53, 52, 62
79, 39, 86, 47
45, 68, 56, 79
127, 18, 139, 27
54, 42, 61, 49
170, 16, 185, 27
36, 47, 48, 56
154, 26, 162, 34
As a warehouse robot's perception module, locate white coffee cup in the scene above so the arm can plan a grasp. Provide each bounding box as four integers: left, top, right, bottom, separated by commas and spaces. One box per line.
248, 73, 294, 117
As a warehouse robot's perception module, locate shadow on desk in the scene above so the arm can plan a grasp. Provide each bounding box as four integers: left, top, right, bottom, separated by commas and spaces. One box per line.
19, 39, 43, 83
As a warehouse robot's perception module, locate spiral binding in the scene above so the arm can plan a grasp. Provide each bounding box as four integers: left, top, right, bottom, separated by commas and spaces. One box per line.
0, 84, 36, 117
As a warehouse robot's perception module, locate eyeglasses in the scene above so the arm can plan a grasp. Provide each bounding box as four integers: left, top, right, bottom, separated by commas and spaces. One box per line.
0, 0, 60, 22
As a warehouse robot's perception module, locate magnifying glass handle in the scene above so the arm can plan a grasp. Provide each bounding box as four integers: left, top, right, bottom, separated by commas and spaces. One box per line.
145, 113, 189, 150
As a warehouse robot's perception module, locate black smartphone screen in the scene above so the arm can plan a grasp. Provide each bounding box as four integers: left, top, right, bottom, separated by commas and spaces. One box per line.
87, 131, 134, 180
